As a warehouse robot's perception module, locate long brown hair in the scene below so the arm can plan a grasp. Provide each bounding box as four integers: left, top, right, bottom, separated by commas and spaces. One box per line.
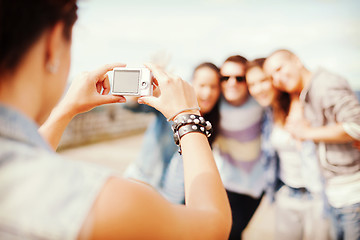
192, 62, 221, 146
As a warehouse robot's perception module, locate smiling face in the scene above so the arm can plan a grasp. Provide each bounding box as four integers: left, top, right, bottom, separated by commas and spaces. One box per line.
246, 66, 277, 107
220, 61, 248, 106
192, 67, 221, 115
264, 51, 303, 94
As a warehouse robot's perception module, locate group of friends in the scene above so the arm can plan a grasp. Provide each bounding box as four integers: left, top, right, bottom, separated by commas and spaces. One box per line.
1, 0, 359, 239
125, 51, 360, 240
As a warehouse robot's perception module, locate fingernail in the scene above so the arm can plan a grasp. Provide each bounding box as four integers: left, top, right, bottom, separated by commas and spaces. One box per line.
137, 98, 144, 104
119, 98, 126, 103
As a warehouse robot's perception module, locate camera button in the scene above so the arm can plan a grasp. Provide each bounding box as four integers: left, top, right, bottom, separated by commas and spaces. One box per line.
141, 82, 148, 89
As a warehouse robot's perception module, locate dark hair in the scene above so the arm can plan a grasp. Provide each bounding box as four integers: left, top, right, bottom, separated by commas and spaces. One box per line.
0, 0, 78, 74
224, 55, 248, 66
246, 57, 290, 124
192, 62, 221, 146
274, 91, 291, 125
204, 99, 220, 147
193, 62, 221, 78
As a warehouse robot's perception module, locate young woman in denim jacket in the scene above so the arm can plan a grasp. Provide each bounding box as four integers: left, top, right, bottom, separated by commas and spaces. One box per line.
160, 62, 221, 204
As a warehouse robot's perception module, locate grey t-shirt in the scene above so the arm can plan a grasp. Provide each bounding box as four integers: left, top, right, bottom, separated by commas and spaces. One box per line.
0, 105, 114, 239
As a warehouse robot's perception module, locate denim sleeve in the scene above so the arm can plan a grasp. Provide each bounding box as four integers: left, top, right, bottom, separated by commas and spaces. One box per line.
160, 153, 185, 204
261, 108, 280, 203
123, 101, 158, 114
0, 144, 114, 240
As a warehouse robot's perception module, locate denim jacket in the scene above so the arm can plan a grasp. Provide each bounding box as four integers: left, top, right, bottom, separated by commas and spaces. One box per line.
260, 108, 280, 202
0, 104, 113, 239
123, 103, 178, 188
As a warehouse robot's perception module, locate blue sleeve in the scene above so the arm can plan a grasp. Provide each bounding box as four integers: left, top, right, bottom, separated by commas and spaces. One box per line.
261, 108, 280, 203
160, 153, 185, 204
123, 102, 159, 114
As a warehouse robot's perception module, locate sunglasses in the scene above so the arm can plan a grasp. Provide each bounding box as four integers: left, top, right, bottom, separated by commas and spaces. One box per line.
220, 76, 246, 83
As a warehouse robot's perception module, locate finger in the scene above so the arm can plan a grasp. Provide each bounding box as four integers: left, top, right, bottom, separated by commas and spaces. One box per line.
98, 94, 126, 105
96, 82, 102, 94
138, 96, 158, 109
144, 63, 168, 86
152, 86, 161, 98
102, 75, 111, 95
94, 62, 127, 77
152, 76, 159, 87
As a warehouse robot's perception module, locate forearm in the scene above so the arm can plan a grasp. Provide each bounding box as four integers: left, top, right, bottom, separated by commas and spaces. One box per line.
181, 132, 231, 227
304, 123, 355, 143
38, 104, 75, 150
39, 64, 127, 150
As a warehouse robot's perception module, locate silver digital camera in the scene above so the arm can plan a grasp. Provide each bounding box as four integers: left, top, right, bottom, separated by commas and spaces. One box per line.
111, 67, 153, 96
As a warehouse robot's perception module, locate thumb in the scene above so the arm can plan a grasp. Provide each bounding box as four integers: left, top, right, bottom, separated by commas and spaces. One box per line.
97, 94, 126, 105
138, 96, 159, 108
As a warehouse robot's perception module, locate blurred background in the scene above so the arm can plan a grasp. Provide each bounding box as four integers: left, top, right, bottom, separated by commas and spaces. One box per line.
59, 1, 360, 238
60, 0, 360, 148
70, 0, 360, 89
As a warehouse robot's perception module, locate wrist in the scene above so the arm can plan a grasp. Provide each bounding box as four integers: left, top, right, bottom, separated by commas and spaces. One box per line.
175, 110, 201, 120
171, 113, 213, 154
167, 107, 201, 122
53, 102, 77, 122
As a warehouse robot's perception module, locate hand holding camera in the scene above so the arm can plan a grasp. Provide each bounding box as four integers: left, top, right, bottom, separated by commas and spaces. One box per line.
40, 63, 127, 150
137, 63, 200, 120
110, 64, 199, 119
58, 63, 127, 117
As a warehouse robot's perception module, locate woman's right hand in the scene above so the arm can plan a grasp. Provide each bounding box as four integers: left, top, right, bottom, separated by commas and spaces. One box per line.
59, 63, 127, 117
39, 63, 126, 150
81, 63, 232, 240
138, 64, 200, 120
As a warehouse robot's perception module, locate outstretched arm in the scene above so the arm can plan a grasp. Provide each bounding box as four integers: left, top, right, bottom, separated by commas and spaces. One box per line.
39, 63, 126, 150
79, 64, 232, 240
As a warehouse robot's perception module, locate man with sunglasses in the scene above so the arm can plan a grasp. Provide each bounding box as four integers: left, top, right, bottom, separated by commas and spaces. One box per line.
215, 55, 265, 239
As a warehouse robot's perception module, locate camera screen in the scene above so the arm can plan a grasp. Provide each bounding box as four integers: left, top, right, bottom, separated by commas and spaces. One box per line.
113, 70, 140, 93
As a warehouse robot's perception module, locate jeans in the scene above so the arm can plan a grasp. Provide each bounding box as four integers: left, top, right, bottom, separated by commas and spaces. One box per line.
329, 202, 360, 240
274, 184, 330, 240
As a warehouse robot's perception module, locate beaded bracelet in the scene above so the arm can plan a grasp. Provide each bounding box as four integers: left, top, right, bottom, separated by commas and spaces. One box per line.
172, 114, 213, 154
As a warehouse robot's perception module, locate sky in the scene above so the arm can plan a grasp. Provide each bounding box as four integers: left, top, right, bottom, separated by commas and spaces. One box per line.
70, 0, 360, 90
